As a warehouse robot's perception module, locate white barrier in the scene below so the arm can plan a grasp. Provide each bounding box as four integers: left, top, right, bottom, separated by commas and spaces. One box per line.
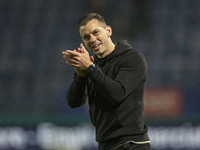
0, 123, 199, 150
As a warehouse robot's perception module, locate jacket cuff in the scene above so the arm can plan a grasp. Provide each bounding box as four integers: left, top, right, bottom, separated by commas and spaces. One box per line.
74, 72, 87, 83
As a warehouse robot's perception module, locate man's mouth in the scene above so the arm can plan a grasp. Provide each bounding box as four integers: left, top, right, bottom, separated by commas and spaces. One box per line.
92, 43, 101, 50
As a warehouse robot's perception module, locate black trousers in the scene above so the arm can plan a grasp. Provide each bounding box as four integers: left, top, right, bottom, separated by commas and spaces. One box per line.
110, 142, 151, 150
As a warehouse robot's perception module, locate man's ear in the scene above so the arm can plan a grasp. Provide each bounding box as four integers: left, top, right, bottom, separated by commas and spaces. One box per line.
106, 25, 112, 37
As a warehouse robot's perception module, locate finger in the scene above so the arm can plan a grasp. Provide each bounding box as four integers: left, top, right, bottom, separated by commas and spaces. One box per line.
66, 50, 80, 56
62, 51, 69, 55
62, 51, 73, 57
90, 56, 94, 62
80, 43, 87, 52
63, 49, 77, 54
65, 60, 69, 64
63, 53, 72, 60
62, 49, 74, 54
77, 48, 84, 53
67, 59, 80, 67
63, 55, 67, 59
65, 58, 77, 65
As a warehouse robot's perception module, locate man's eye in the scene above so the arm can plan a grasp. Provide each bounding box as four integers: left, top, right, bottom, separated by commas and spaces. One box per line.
93, 30, 99, 35
83, 36, 89, 40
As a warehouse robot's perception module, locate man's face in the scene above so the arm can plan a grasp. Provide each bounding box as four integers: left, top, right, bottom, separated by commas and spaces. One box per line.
79, 19, 112, 58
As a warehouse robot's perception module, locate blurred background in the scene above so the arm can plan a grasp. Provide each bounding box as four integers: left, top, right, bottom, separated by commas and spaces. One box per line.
0, 0, 200, 149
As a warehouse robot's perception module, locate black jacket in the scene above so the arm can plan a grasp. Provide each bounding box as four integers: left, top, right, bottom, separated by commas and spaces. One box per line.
67, 40, 149, 148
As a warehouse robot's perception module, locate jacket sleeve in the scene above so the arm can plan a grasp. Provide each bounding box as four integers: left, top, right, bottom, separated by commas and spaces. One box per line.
89, 52, 148, 105
66, 73, 87, 108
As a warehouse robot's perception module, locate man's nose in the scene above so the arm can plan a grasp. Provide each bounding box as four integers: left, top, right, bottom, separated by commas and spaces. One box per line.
89, 34, 96, 42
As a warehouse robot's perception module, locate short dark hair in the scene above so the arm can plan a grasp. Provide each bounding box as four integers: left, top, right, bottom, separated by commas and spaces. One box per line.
78, 13, 107, 30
